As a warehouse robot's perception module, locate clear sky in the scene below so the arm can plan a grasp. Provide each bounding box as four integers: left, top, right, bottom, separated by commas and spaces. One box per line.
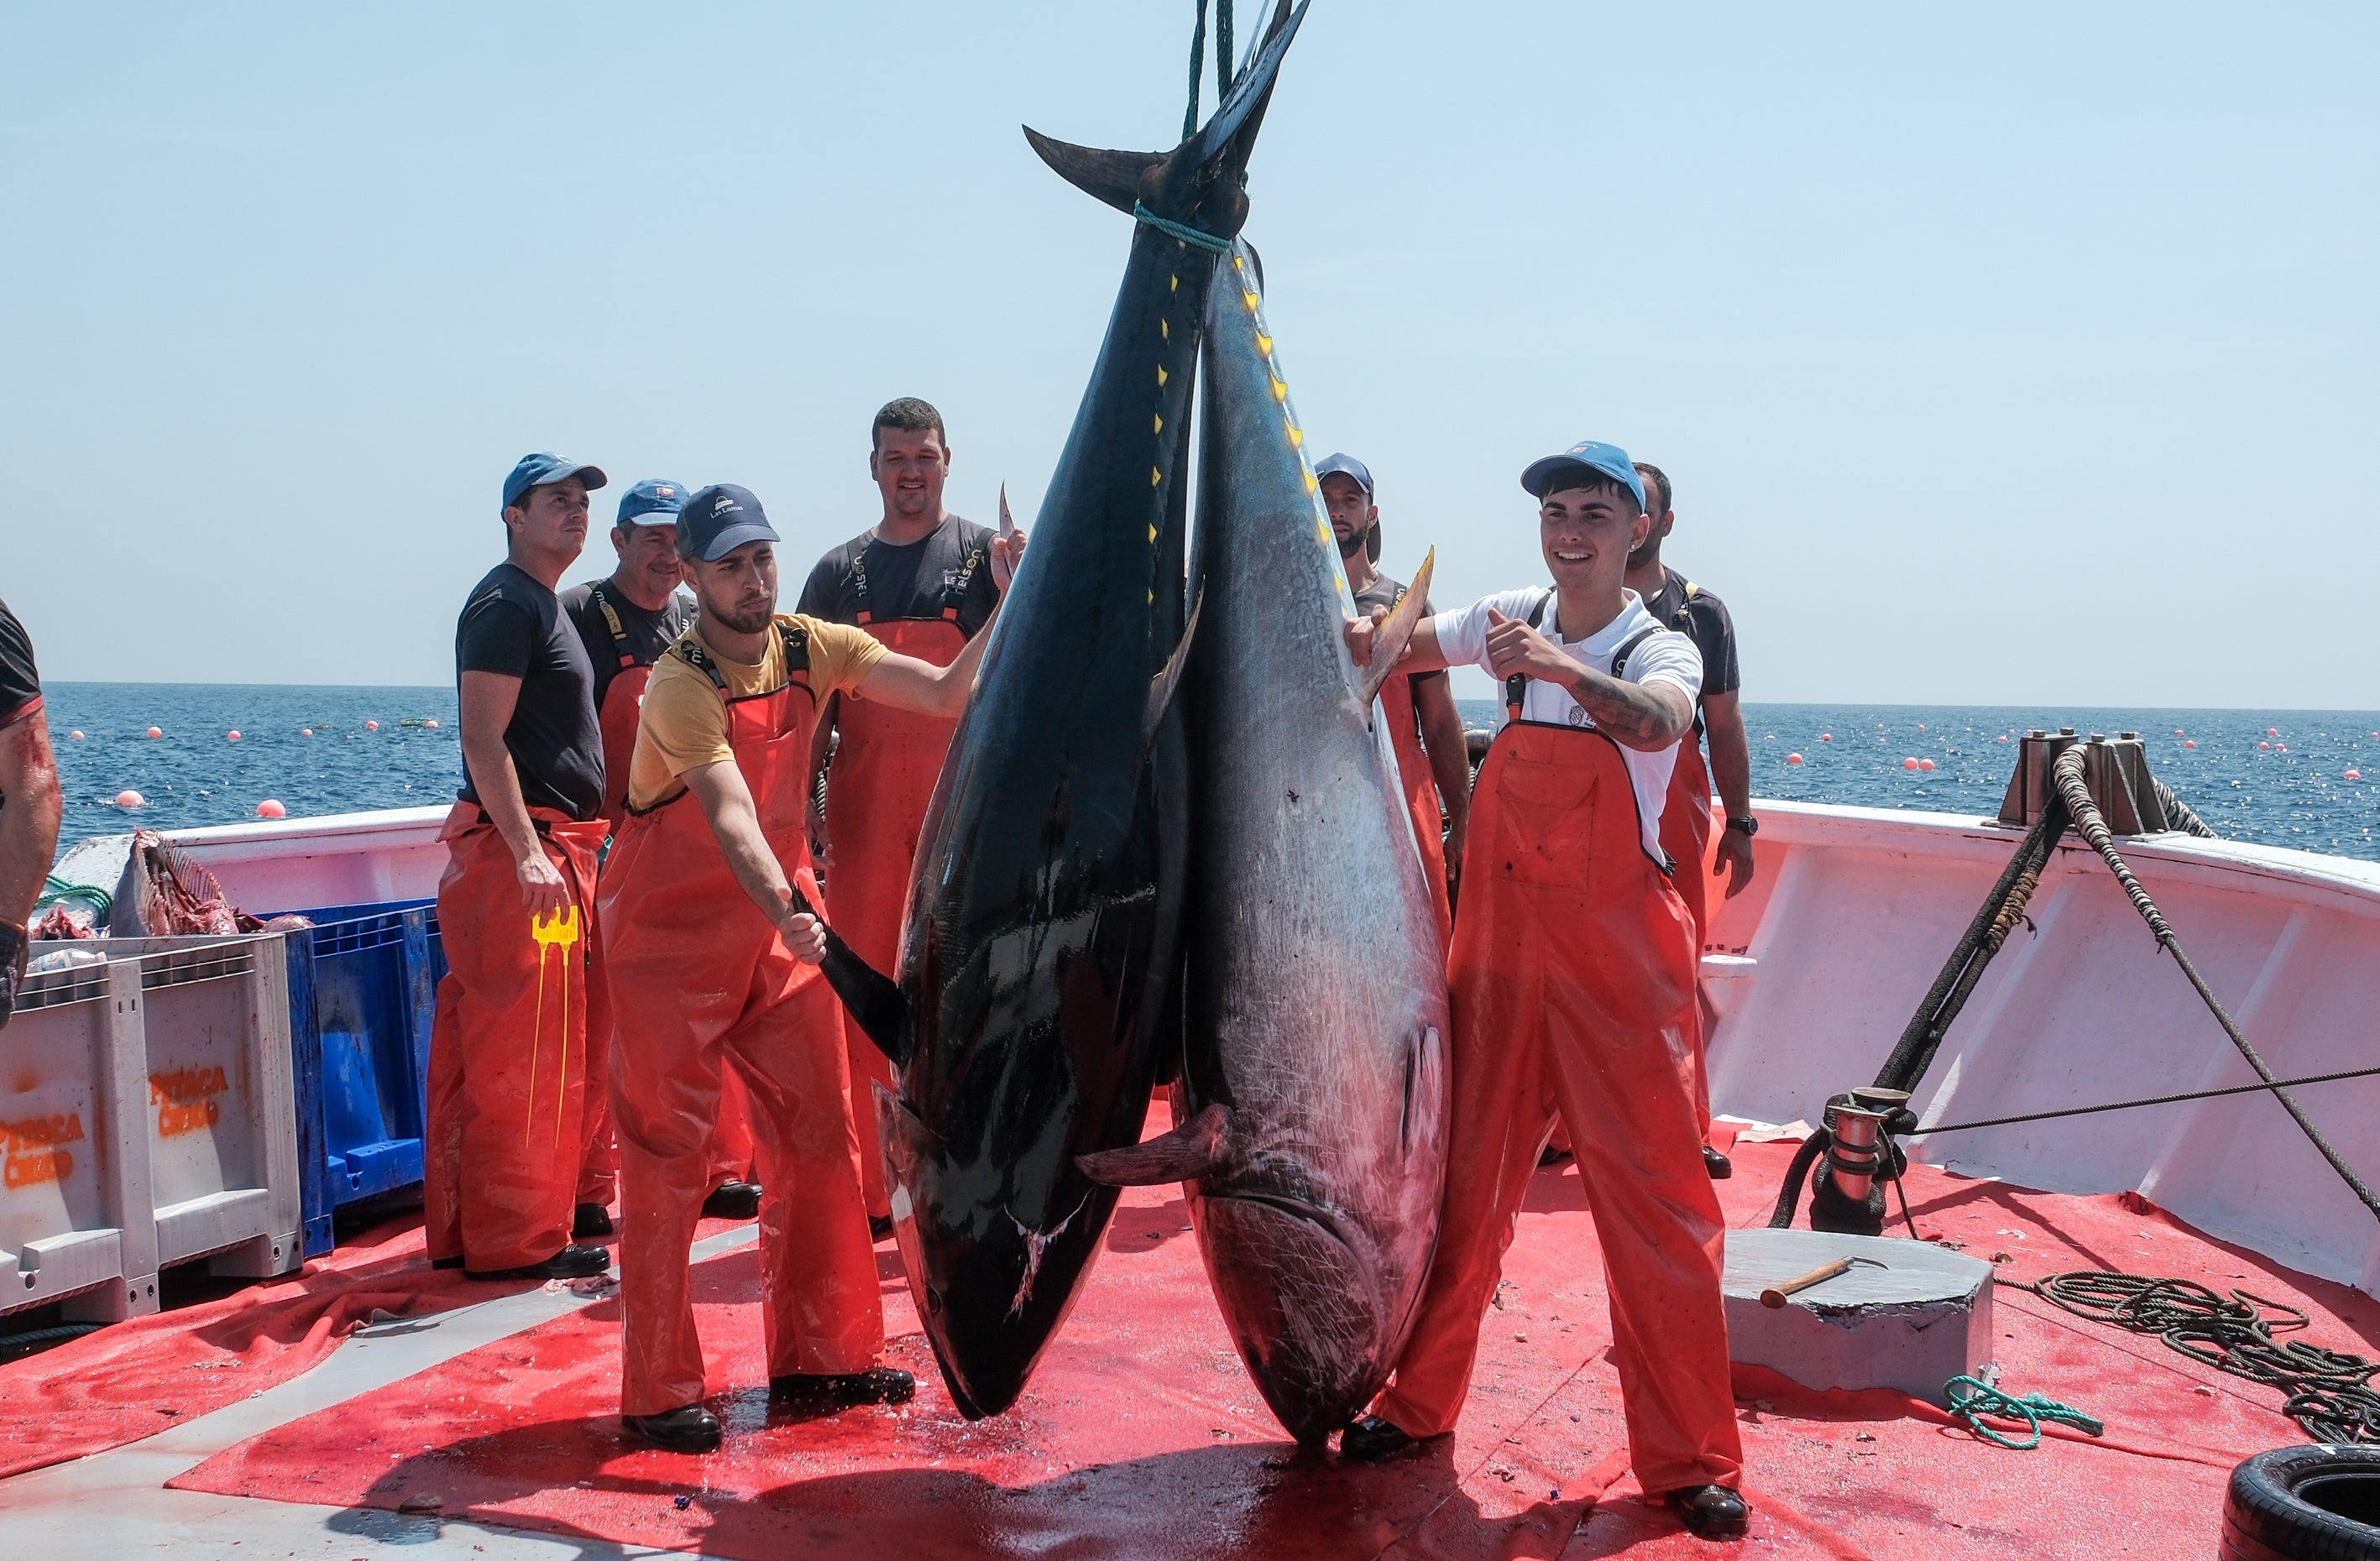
7, 3, 2374, 705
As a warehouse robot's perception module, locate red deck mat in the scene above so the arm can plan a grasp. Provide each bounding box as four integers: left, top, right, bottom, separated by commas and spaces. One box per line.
165, 1127, 2380, 1560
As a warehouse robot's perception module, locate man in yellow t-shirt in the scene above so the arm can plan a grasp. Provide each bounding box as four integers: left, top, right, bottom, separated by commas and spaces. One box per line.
598, 482, 1023, 1454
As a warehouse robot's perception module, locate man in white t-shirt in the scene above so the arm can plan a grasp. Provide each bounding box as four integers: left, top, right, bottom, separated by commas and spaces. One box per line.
1339, 440, 1747, 1542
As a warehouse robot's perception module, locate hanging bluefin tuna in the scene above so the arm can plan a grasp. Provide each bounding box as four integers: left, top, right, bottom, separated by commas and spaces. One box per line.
839, 3, 1314, 1420
1079, 240, 1452, 1444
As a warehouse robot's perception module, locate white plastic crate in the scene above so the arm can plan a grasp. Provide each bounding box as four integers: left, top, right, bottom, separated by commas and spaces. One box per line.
3, 934, 303, 1322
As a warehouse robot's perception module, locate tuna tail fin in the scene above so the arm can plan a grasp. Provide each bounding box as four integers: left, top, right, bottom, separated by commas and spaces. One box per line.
1354, 547, 1437, 709
1075, 1102, 1231, 1187
790, 881, 910, 1068
1023, 0, 1309, 236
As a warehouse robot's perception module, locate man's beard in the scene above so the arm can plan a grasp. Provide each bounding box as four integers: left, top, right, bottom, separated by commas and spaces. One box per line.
1336, 527, 1368, 561
714, 602, 774, 634
1625, 540, 1661, 571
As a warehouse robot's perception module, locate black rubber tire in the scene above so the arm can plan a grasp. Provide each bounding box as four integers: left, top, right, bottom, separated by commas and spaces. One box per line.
2224, 1445, 2380, 1561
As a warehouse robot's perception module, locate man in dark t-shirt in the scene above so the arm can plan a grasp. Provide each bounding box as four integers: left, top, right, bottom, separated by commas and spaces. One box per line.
0, 600, 61, 1028
1627, 461, 1753, 1179
794, 396, 1002, 1231
427, 452, 617, 1283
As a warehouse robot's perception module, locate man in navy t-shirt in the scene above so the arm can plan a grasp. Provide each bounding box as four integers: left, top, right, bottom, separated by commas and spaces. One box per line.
0, 601, 60, 1028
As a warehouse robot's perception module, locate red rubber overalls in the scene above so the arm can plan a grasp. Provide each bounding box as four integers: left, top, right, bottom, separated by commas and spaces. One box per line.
1371, 635, 1741, 1497
424, 803, 607, 1271
1376, 582, 1455, 950
1659, 734, 1717, 1135
598, 623, 882, 1416
823, 543, 982, 1219
578, 587, 756, 1209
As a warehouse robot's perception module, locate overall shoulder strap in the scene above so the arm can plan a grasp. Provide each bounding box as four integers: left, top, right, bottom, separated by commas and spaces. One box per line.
674, 636, 729, 692
777, 619, 812, 673
1504, 589, 1556, 717
588, 584, 636, 666
846, 547, 872, 618
1608, 624, 1663, 682
942, 540, 988, 620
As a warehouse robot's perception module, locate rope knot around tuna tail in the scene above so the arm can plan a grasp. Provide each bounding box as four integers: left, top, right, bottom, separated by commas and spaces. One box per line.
1132, 200, 1235, 254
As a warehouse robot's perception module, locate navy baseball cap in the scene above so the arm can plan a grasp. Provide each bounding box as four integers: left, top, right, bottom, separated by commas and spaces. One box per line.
1312, 452, 1374, 495
677, 483, 781, 561
1519, 440, 1645, 510
1313, 453, 1381, 561
616, 478, 688, 528
502, 452, 607, 514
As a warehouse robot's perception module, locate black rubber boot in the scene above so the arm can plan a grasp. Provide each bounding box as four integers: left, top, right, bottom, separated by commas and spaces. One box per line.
701, 1180, 762, 1221
573, 1203, 615, 1239
429, 1256, 464, 1271
1338, 1415, 1422, 1462
769, 1367, 917, 1409
466, 1243, 613, 1282
623, 1404, 722, 1454
1703, 1146, 1734, 1180
869, 1214, 895, 1243
1667, 1484, 1750, 1539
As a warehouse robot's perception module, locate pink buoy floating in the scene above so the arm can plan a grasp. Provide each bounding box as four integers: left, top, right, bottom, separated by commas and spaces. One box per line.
2347, 770, 2363, 782
227, 730, 242, 741
68, 729, 84, 740
366, 719, 380, 731
2258, 742, 2272, 750
116, 789, 144, 808
2268, 728, 2279, 736
301, 728, 314, 737
1902, 757, 1920, 770
146, 726, 162, 739
1786, 753, 1804, 765
1996, 734, 2009, 744
1819, 734, 1833, 742
2185, 740, 2197, 749
1917, 759, 1936, 771
424, 718, 441, 728
256, 799, 287, 818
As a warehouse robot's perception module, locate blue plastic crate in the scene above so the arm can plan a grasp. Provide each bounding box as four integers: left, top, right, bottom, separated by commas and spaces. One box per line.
279, 900, 444, 1256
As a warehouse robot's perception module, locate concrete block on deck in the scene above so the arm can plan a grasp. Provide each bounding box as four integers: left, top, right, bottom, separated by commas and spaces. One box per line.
1723, 1228, 1992, 1406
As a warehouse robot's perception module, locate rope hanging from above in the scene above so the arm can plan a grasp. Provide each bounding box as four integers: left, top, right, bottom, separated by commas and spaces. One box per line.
1182, 0, 1237, 140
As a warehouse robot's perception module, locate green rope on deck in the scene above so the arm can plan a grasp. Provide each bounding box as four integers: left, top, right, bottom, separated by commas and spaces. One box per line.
38, 874, 112, 918
1944, 1374, 2105, 1450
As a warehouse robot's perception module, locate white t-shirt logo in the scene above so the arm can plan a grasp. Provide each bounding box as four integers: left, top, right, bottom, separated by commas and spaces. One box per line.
1566, 706, 1588, 727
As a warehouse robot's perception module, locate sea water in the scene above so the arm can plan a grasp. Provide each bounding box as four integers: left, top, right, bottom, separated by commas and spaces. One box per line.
39, 684, 2380, 864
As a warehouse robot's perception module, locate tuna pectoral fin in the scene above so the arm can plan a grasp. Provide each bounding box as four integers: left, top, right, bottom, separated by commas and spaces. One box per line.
1075, 1102, 1231, 1187
1354, 547, 1437, 710
789, 881, 909, 1067
1020, 132, 1163, 216
1146, 587, 1205, 740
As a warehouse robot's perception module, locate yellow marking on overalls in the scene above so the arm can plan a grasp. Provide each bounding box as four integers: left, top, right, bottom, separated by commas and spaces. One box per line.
525, 902, 583, 1148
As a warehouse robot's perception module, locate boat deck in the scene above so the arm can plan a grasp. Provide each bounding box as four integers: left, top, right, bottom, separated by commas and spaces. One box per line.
5, 1126, 2370, 1560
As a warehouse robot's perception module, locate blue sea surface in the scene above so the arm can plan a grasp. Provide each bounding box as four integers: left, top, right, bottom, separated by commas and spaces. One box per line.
41, 685, 2380, 864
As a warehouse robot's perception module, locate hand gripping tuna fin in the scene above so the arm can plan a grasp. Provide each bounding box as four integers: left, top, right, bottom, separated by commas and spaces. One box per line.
1354, 547, 1436, 709
1075, 1101, 1231, 1187
1023, 0, 1309, 231
787, 881, 910, 1068
1146, 587, 1206, 739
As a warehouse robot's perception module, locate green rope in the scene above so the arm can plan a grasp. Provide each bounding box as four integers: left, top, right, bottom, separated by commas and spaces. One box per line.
1133, 200, 1233, 253
1944, 1374, 2105, 1450
1180, 0, 1237, 141
38, 874, 112, 918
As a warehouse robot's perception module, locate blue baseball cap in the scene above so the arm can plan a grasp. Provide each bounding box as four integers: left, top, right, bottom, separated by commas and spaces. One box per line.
501, 452, 608, 514
677, 483, 781, 561
616, 478, 688, 529
1312, 452, 1374, 496
1519, 440, 1645, 510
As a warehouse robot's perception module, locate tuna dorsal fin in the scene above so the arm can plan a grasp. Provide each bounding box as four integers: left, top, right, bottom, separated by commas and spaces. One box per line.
1075, 1102, 1231, 1187
1354, 546, 1436, 709
1019, 131, 1164, 217
1146, 586, 1206, 739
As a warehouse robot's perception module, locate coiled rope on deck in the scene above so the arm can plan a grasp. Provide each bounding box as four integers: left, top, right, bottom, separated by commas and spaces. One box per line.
2021, 1271, 2380, 1444
2048, 744, 2380, 1224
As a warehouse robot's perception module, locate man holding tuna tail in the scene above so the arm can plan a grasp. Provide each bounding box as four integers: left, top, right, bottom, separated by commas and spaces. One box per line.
599, 483, 1021, 1453
1341, 441, 1747, 1540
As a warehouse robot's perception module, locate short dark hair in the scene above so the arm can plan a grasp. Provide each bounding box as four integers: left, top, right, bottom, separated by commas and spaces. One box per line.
1540, 469, 1636, 507
1634, 462, 1672, 516
871, 397, 945, 450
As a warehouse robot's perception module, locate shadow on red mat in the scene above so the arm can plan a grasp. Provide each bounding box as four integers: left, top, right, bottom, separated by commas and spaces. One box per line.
145, 1141, 2379, 1560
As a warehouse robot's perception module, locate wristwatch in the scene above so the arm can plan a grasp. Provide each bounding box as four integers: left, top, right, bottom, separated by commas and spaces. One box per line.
1725, 816, 1759, 837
